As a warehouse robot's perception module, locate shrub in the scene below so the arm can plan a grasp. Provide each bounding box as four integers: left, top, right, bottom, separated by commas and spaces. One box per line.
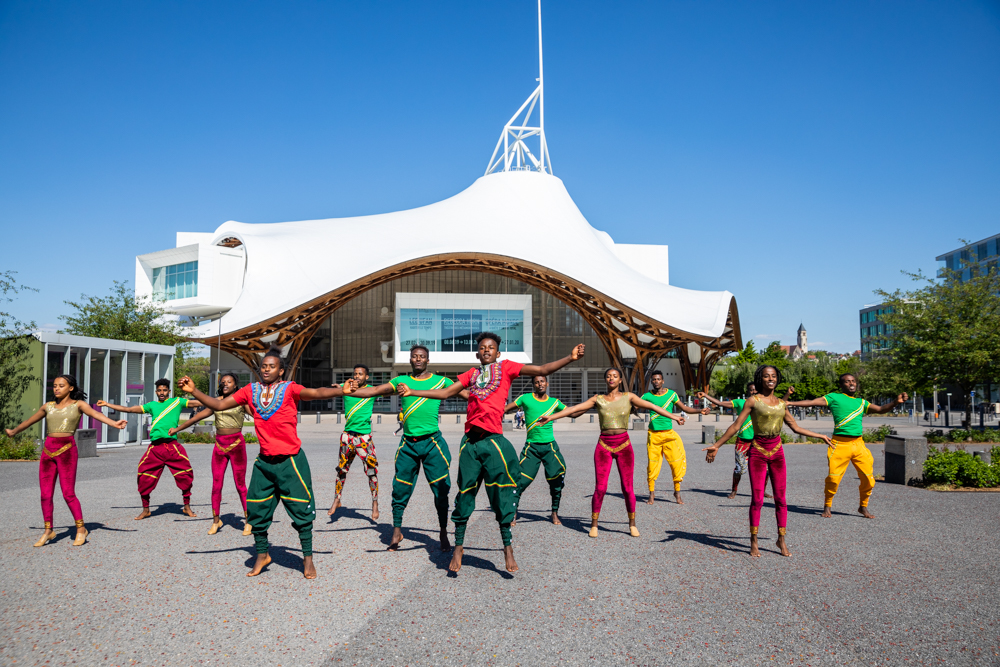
863, 424, 894, 443
0, 434, 39, 460
922, 446, 1000, 488
176, 430, 257, 444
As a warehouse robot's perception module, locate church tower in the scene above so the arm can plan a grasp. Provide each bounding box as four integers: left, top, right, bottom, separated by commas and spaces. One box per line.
797, 323, 807, 355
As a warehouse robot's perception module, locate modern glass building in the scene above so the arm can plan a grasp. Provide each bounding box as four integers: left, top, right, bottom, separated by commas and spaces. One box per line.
936, 234, 1000, 282
17, 332, 176, 447
858, 304, 893, 360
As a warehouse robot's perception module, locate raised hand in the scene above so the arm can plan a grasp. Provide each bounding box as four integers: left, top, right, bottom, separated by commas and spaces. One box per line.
177, 376, 196, 393
898, 392, 909, 404
96, 399, 109, 408
570, 344, 585, 361
695, 391, 706, 399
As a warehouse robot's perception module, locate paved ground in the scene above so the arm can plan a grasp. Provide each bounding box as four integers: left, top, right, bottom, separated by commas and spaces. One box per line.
1, 418, 998, 666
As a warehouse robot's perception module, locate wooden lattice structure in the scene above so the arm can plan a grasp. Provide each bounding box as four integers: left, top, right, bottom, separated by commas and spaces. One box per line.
188, 253, 742, 393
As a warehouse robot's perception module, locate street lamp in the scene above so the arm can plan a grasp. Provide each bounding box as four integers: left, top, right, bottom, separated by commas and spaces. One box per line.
947, 393, 952, 427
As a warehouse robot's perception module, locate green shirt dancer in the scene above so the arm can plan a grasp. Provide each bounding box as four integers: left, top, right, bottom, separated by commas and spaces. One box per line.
331, 364, 380, 521
397, 333, 586, 575
505, 376, 567, 525
349, 345, 466, 552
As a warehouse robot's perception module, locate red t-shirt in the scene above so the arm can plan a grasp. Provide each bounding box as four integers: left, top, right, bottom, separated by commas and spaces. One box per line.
232, 382, 303, 456
458, 360, 524, 434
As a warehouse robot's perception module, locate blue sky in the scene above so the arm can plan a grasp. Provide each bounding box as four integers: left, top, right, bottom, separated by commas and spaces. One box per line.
2, 1, 998, 353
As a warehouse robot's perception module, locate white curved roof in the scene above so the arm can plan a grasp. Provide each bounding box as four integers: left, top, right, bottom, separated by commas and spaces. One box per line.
188, 171, 736, 343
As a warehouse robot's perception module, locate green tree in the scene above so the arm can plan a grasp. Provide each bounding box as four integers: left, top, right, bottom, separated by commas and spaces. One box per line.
59, 280, 196, 386
0, 271, 39, 429
875, 262, 1000, 427
175, 356, 211, 394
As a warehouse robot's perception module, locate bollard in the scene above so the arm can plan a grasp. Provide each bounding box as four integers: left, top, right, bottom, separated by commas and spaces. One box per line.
377, 415, 381, 424
715, 413, 719, 422
76, 428, 98, 458
438, 414, 441, 423
884, 435, 929, 485
456, 415, 460, 424
297, 412, 301, 424
698, 413, 702, 422
337, 413, 341, 424
571, 417, 575, 423
702, 425, 716, 444
316, 412, 321, 424
590, 414, 594, 423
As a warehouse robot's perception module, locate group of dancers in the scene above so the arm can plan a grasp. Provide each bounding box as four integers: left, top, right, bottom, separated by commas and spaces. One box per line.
7, 330, 908, 576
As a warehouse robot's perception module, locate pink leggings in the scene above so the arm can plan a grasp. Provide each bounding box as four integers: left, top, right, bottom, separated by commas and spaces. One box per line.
593, 432, 637, 514
39, 436, 83, 524
747, 436, 787, 529
211, 433, 248, 517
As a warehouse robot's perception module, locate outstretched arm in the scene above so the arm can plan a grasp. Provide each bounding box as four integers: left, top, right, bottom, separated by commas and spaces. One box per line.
538, 396, 597, 424
675, 399, 710, 416
696, 391, 733, 409
349, 382, 396, 399
868, 392, 909, 414
504, 401, 519, 414
784, 412, 832, 445
786, 397, 827, 408
629, 395, 684, 423
177, 377, 240, 411
300, 385, 348, 401
397, 381, 466, 400
4, 405, 47, 437
96, 400, 145, 414
520, 344, 585, 377
169, 408, 215, 436
77, 402, 128, 431
702, 397, 755, 462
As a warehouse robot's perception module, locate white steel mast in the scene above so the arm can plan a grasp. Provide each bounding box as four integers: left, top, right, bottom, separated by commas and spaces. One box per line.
485, 0, 552, 175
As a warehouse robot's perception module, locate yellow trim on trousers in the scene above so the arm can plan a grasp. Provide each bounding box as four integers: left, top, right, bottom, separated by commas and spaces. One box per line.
825, 436, 875, 507
646, 429, 686, 492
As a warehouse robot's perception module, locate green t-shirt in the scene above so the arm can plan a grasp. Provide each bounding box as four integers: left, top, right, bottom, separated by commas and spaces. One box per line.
389, 374, 454, 437
142, 397, 188, 441
514, 393, 567, 443
344, 394, 375, 435
823, 392, 871, 437
641, 390, 679, 431
731, 398, 754, 440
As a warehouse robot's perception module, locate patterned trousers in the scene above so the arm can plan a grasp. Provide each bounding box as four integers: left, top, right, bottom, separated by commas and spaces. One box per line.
336, 431, 378, 498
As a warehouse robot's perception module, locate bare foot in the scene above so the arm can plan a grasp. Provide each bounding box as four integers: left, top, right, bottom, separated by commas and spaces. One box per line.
208, 518, 223, 535
182, 505, 197, 518
134, 508, 151, 521
510, 516, 516, 528
749, 535, 760, 558
439, 529, 452, 551
388, 527, 403, 551
821, 507, 832, 518
674, 491, 684, 505
449, 545, 464, 573
328, 496, 341, 516
727, 488, 738, 499
550, 511, 561, 525
858, 506, 875, 519
371, 499, 379, 521
764, 493, 773, 499
646, 490, 655, 505
33, 529, 56, 548
504, 545, 518, 573
247, 553, 272, 577
777, 535, 791, 557
302, 555, 317, 579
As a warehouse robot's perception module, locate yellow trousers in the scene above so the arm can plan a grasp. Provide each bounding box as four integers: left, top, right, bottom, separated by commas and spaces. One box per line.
825, 436, 875, 508
647, 429, 686, 492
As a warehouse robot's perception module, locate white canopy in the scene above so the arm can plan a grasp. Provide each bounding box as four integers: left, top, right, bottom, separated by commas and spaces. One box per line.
188, 171, 736, 346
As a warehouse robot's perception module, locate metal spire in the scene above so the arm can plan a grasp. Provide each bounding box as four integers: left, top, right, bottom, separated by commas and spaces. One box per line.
485, 0, 553, 175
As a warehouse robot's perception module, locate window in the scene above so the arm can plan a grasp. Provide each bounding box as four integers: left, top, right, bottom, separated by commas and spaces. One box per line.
399, 308, 525, 353
152, 261, 198, 300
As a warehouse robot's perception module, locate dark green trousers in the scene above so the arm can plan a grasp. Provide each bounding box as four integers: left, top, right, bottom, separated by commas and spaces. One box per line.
247, 449, 315, 556
452, 431, 520, 547
517, 440, 566, 512
392, 431, 452, 530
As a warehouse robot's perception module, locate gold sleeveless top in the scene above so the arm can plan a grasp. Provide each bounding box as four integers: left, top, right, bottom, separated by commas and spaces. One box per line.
750, 397, 786, 437
45, 401, 82, 434
594, 393, 632, 431
214, 405, 246, 430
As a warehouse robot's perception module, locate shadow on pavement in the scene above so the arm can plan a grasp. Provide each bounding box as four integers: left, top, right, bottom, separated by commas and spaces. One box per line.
446, 546, 514, 580
185, 544, 333, 572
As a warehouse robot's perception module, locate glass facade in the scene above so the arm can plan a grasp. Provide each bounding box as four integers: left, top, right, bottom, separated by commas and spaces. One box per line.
152, 261, 199, 300
399, 308, 525, 353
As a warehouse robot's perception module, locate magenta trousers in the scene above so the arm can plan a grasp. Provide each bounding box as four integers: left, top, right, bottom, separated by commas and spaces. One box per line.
39, 435, 83, 524
593, 432, 637, 513
746, 435, 787, 529
211, 433, 248, 516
